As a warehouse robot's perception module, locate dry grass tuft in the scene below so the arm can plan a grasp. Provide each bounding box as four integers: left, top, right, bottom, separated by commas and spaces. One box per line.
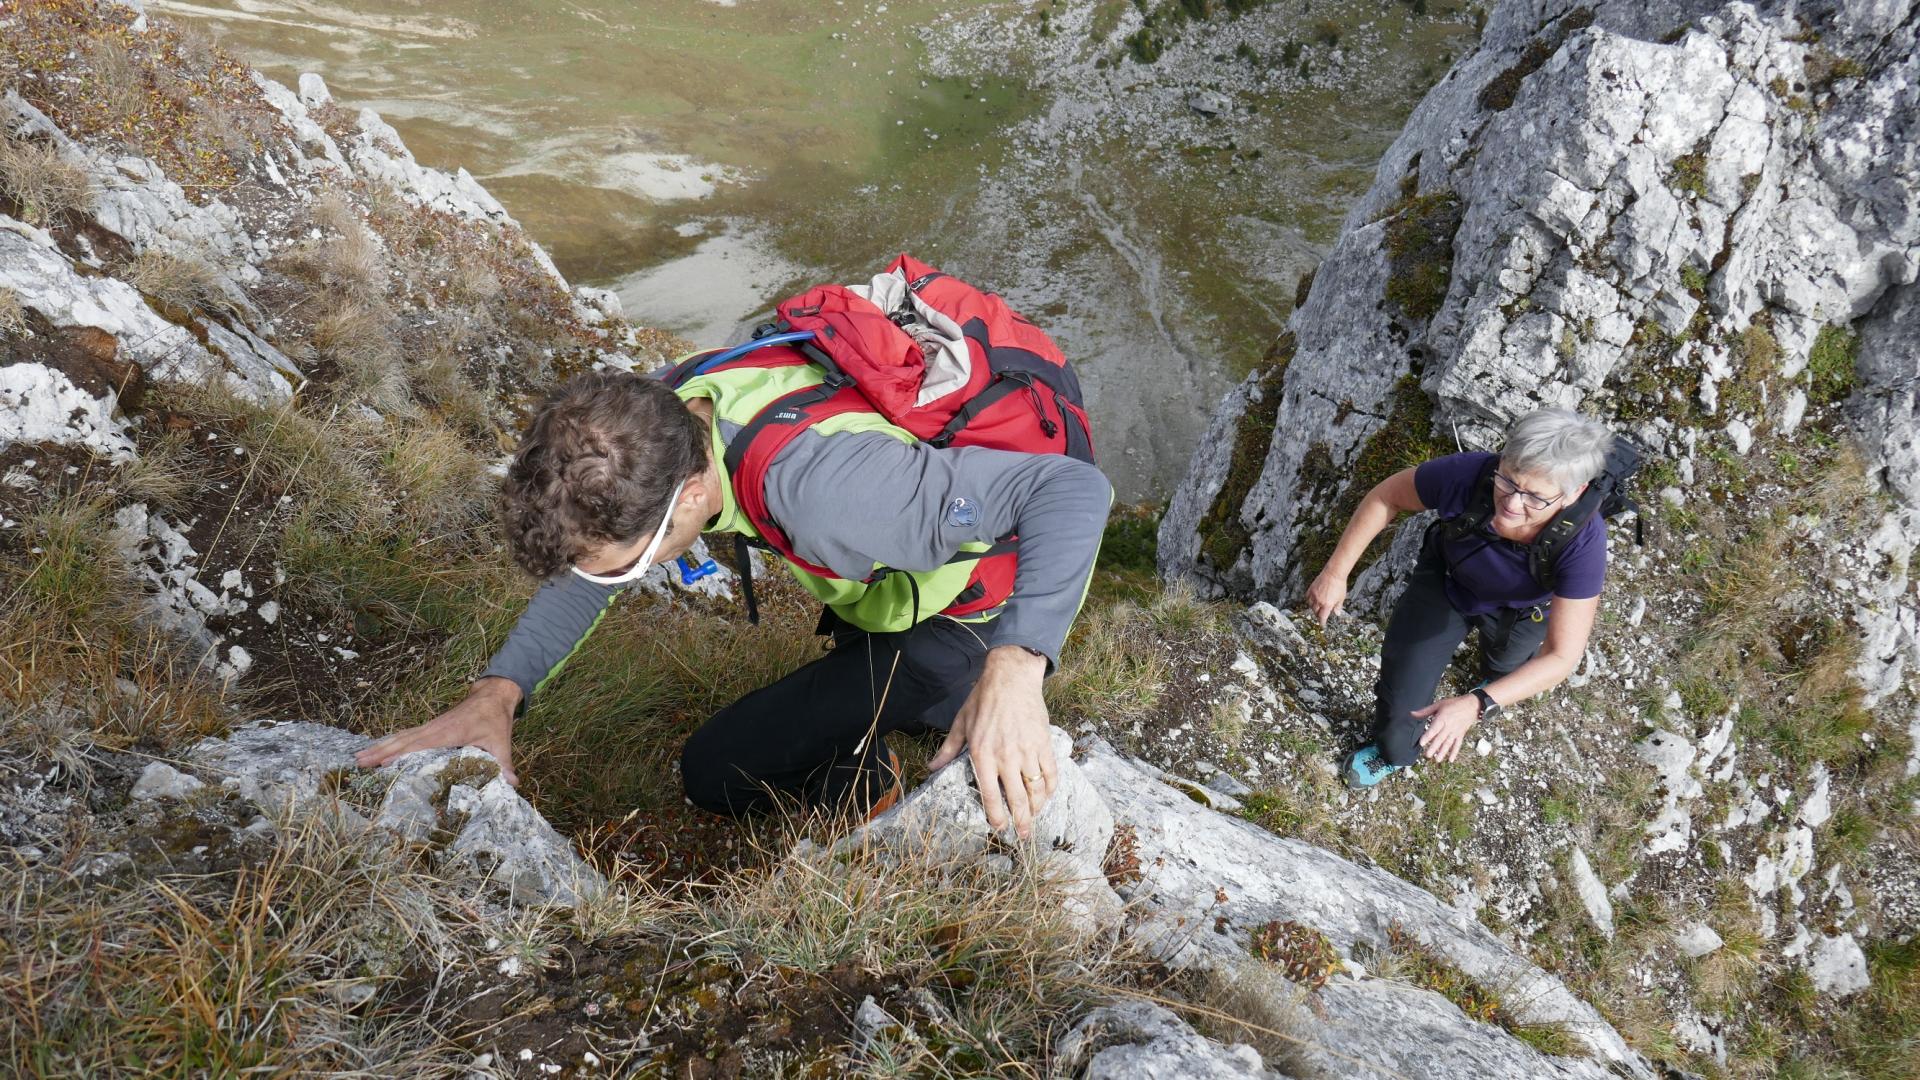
0, 134, 94, 227
1046, 585, 1223, 726
0, 286, 26, 337
122, 247, 232, 317
413, 343, 503, 441
1181, 963, 1318, 1074
0, 486, 231, 753
278, 191, 388, 302
380, 418, 494, 538
701, 839, 1135, 1071
85, 34, 148, 133
110, 430, 195, 510
309, 296, 406, 408
0, 808, 490, 1076
1689, 899, 1769, 1014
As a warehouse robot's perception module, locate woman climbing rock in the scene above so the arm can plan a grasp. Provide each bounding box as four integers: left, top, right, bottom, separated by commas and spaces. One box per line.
1304, 409, 1630, 786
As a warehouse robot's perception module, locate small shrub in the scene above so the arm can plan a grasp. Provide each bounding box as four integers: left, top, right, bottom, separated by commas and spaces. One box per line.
1103, 823, 1143, 888
1248, 920, 1340, 990
0, 135, 94, 227
1126, 27, 1166, 64
1670, 149, 1710, 199
1385, 924, 1505, 1024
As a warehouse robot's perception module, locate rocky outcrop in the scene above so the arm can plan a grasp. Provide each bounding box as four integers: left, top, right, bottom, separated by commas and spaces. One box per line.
1159, 0, 1919, 698
856, 731, 1650, 1079
1054, 1001, 1276, 1079
185, 720, 604, 905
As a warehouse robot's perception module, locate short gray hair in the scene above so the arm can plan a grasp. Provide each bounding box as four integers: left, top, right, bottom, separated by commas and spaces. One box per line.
1498, 408, 1614, 497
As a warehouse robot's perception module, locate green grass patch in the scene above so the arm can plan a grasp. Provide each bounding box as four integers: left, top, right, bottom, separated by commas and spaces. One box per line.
1291, 373, 1448, 580
1196, 333, 1294, 575
1382, 189, 1463, 324
1806, 324, 1859, 406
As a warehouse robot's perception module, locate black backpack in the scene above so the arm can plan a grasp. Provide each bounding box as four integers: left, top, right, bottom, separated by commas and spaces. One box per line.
1435, 436, 1647, 593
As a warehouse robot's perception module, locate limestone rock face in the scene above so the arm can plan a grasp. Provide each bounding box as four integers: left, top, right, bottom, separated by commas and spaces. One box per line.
1159, 0, 1920, 655
851, 733, 1651, 1079
1074, 738, 1648, 1079
1054, 1001, 1278, 1079
850, 726, 1122, 928
188, 720, 604, 905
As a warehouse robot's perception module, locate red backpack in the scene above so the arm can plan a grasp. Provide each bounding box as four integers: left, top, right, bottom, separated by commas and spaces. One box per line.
661, 254, 1096, 622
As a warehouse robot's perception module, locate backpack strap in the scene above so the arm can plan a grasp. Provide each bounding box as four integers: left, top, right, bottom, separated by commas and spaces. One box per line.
1439, 458, 1500, 546
724, 376, 868, 582
1527, 488, 1603, 594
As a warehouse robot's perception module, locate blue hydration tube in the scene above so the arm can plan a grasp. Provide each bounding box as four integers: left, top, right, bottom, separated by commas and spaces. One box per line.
690, 330, 817, 378
677, 553, 719, 586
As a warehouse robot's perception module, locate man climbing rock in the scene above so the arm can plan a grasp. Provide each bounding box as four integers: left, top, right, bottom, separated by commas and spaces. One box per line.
357, 261, 1111, 838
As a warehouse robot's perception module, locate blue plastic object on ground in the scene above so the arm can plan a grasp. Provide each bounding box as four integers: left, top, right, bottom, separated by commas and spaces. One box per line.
677, 554, 720, 586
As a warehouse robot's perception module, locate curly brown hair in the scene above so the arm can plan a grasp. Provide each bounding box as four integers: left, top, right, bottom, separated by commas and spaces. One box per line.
498, 371, 709, 578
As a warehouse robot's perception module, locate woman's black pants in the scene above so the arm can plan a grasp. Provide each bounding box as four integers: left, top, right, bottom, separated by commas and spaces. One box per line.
679, 610, 989, 816
1373, 545, 1551, 765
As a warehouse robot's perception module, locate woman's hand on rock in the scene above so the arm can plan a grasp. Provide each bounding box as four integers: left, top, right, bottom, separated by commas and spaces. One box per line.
1305, 570, 1348, 628
1412, 695, 1478, 763
354, 676, 523, 786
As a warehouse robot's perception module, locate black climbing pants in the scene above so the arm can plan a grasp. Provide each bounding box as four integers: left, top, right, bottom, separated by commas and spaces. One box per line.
679, 609, 989, 817
1372, 544, 1551, 766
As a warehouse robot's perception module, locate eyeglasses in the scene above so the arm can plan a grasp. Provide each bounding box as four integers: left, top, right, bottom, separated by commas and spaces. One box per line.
1492, 471, 1563, 511
570, 478, 686, 586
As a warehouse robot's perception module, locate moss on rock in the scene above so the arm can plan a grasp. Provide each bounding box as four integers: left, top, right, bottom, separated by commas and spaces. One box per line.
1196, 332, 1295, 575
1291, 374, 1446, 582
1383, 190, 1464, 326
1477, 8, 1594, 112
1806, 323, 1859, 406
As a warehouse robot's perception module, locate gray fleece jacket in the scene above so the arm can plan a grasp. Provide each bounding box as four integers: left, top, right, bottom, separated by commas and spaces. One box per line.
479, 423, 1113, 703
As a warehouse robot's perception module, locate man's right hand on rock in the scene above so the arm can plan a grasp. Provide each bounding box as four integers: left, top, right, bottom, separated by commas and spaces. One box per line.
353, 676, 524, 786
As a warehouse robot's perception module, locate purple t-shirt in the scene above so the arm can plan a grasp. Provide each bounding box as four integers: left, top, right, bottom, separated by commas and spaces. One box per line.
1413, 452, 1607, 615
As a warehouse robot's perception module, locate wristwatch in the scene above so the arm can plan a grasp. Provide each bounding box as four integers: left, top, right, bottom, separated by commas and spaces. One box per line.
1470, 686, 1503, 721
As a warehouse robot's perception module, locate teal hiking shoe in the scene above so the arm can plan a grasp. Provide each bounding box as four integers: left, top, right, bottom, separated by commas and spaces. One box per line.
1341, 744, 1404, 788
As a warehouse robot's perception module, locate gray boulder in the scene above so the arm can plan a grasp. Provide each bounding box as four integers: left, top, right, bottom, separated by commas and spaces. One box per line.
188, 720, 603, 905
1075, 737, 1650, 1079
129, 761, 204, 801
1055, 1001, 1278, 1079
